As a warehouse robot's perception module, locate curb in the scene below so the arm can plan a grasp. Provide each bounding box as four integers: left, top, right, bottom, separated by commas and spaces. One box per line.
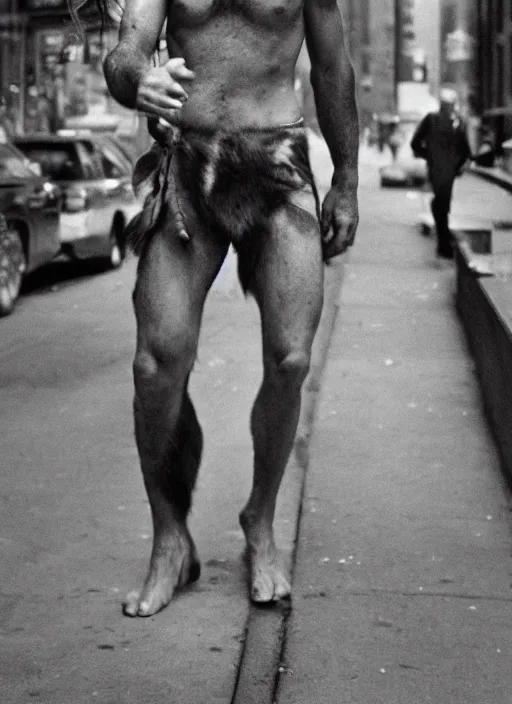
231, 254, 348, 704
471, 165, 512, 193
455, 240, 512, 487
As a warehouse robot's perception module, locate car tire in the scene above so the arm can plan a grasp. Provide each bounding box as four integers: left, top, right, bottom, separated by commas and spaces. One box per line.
0, 219, 26, 317
106, 217, 126, 270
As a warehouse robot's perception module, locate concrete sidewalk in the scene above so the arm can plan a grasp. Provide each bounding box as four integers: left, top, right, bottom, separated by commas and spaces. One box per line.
275, 161, 512, 702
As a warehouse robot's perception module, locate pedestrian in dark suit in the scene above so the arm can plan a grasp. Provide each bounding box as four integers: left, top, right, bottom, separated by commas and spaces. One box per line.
411, 88, 472, 258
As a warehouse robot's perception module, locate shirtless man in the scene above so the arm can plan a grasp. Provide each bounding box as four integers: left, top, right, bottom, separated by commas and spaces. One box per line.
81, 0, 358, 616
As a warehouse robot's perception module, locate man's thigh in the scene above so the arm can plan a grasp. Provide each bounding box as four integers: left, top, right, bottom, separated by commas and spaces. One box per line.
248, 203, 324, 357
134, 182, 229, 348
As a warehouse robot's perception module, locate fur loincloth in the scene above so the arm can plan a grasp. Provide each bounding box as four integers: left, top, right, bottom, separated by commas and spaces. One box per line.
126, 121, 321, 291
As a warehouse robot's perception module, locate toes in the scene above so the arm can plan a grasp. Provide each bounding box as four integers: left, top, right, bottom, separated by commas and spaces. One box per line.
251, 574, 274, 603
273, 575, 291, 601
122, 590, 141, 617
122, 586, 171, 618
250, 564, 291, 604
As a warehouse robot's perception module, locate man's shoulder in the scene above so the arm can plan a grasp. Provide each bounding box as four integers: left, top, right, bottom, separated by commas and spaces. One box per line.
417, 112, 434, 127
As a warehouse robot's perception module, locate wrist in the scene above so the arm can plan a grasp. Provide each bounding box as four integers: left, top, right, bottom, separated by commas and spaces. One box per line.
332, 167, 358, 192
104, 45, 150, 110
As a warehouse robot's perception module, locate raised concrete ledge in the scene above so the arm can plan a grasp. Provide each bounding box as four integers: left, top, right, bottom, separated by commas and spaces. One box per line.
417, 213, 494, 253
472, 164, 512, 192
456, 241, 512, 486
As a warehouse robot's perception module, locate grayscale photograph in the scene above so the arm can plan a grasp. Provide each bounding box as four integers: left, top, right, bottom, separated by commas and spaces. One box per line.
0, 0, 511, 701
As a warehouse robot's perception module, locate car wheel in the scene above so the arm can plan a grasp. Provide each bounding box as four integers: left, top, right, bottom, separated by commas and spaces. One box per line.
0, 221, 26, 317
106, 218, 125, 270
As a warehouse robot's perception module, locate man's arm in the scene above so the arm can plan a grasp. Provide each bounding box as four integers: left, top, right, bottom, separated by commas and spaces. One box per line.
304, 0, 358, 258
305, 0, 358, 190
103, 0, 194, 120
410, 114, 431, 159
456, 124, 472, 172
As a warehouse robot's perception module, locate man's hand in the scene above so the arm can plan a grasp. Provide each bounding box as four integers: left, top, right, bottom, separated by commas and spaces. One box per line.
136, 58, 195, 123
321, 186, 359, 260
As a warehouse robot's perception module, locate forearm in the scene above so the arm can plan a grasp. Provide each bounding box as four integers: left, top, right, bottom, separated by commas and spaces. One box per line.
311, 56, 359, 190
102, 0, 166, 110
103, 42, 151, 109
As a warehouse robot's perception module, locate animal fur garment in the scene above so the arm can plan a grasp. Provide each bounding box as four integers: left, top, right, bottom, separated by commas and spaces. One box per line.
126, 123, 321, 291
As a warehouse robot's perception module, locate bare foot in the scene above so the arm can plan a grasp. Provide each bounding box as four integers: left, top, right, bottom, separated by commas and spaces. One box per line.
246, 543, 291, 603
123, 529, 200, 617
240, 511, 291, 603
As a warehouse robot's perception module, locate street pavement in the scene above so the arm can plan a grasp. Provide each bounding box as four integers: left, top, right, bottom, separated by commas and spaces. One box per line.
0, 252, 254, 703
275, 155, 512, 703
1, 140, 512, 703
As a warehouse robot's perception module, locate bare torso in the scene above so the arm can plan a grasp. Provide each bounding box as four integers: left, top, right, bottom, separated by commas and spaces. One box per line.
165, 0, 306, 129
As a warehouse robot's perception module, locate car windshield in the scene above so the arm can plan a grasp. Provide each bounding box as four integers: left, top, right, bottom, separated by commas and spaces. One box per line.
15, 142, 83, 181
0, 144, 33, 182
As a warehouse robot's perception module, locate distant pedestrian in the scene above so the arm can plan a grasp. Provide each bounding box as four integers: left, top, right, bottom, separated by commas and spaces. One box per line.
411, 88, 472, 259
388, 125, 402, 162
0, 97, 15, 143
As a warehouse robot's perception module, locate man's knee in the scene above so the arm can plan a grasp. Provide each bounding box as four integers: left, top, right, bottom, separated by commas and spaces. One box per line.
133, 325, 197, 391
269, 349, 311, 389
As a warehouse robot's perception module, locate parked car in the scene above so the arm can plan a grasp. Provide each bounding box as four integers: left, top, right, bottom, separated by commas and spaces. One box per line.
0, 142, 62, 316
14, 132, 139, 268
379, 119, 428, 188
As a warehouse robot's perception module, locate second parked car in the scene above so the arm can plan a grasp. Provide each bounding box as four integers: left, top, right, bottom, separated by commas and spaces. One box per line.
14, 132, 139, 269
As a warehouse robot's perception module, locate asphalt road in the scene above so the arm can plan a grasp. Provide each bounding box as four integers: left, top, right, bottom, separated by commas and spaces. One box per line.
0, 236, 272, 703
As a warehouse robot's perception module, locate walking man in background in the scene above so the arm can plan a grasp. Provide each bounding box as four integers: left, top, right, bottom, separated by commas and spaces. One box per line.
411, 88, 471, 259
72, 0, 358, 616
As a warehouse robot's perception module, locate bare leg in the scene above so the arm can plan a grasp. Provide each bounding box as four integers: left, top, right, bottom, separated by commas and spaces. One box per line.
124, 196, 229, 617
239, 205, 324, 602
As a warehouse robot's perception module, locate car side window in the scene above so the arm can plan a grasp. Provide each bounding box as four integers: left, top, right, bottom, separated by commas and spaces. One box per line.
77, 141, 104, 180
0, 144, 34, 180
101, 152, 124, 179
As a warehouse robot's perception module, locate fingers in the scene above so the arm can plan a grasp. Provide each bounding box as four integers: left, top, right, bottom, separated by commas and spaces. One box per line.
321, 195, 335, 242
165, 58, 196, 82
136, 60, 196, 122
138, 90, 185, 111
138, 80, 187, 108
322, 218, 357, 260
138, 104, 182, 125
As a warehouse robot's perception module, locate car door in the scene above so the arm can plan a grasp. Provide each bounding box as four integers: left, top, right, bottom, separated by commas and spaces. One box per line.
0, 144, 60, 270
78, 140, 115, 242
99, 142, 139, 221
26, 175, 62, 266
